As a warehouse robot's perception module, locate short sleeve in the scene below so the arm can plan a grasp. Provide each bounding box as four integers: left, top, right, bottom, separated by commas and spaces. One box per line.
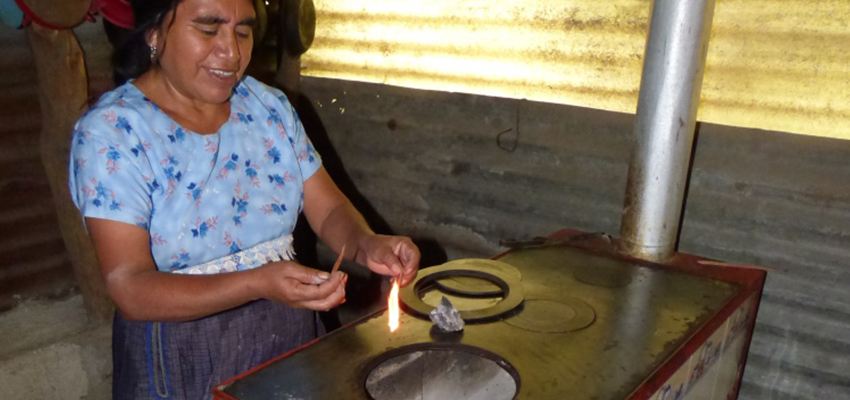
277, 93, 322, 180
245, 78, 322, 180
68, 109, 155, 230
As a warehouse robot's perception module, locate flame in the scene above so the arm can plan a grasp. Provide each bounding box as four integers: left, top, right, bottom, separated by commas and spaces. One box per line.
388, 280, 400, 332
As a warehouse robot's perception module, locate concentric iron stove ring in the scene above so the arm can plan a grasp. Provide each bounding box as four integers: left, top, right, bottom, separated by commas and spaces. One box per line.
431, 259, 522, 298
400, 263, 525, 323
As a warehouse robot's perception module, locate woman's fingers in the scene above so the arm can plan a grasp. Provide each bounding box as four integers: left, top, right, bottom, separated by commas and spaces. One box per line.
299, 280, 347, 311
277, 261, 331, 285
394, 239, 421, 287
289, 271, 346, 301
258, 261, 347, 309
376, 245, 405, 276
362, 235, 420, 286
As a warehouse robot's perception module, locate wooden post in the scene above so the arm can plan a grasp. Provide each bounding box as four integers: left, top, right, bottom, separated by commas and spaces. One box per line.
26, 23, 113, 321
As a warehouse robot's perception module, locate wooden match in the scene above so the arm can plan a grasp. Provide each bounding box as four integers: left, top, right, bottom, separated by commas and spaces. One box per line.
331, 244, 346, 274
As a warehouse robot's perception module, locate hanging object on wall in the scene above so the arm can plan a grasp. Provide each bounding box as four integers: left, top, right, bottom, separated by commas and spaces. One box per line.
93, 0, 132, 29
252, 0, 268, 47
0, 0, 24, 28
282, 0, 315, 56
12, 0, 93, 29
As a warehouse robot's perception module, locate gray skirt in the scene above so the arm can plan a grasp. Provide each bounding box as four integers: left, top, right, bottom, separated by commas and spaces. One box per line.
111, 300, 320, 400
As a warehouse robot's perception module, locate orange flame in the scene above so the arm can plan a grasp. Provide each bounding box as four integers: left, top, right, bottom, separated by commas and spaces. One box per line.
388, 280, 400, 332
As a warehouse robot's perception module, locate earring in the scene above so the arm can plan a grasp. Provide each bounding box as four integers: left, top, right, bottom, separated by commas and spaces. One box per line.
150, 44, 158, 63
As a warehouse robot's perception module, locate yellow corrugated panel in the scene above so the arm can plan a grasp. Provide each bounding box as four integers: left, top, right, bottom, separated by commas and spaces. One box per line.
302, 0, 850, 140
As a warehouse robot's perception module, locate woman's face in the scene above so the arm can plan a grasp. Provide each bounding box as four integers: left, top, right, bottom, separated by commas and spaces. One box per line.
152, 0, 256, 105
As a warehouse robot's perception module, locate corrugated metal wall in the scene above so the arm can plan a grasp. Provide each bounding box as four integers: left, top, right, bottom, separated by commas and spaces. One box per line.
0, 21, 112, 312
0, 27, 75, 312
680, 127, 850, 400
298, 76, 850, 400
303, 0, 850, 141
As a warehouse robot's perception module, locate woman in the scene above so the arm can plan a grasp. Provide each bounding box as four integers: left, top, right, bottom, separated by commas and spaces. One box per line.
69, 0, 420, 398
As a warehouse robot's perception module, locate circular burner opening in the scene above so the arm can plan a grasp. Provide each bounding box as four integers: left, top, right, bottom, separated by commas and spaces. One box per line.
364, 344, 519, 400
431, 259, 523, 298
421, 287, 503, 311
438, 275, 503, 293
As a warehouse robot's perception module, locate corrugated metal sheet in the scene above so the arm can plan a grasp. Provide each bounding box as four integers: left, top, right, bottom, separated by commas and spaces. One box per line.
678, 126, 850, 399
302, 0, 850, 140
0, 26, 76, 311
298, 76, 850, 400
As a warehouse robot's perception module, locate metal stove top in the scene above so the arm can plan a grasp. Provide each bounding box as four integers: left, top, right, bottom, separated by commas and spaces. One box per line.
217, 244, 739, 400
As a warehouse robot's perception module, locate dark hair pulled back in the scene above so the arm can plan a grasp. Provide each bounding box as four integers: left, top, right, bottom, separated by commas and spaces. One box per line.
112, 0, 184, 85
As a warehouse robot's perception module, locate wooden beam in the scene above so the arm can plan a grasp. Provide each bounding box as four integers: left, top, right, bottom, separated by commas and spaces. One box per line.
27, 23, 113, 321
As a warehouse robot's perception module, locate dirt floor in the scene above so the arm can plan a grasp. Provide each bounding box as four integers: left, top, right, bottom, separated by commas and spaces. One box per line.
0, 295, 111, 400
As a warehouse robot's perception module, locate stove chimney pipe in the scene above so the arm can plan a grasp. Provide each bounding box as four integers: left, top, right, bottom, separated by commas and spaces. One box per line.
619, 0, 717, 262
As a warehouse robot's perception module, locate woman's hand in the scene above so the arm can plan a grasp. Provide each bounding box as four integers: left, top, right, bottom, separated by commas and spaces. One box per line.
358, 235, 420, 287
301, 167, 420, 286
251, 261, 348, 311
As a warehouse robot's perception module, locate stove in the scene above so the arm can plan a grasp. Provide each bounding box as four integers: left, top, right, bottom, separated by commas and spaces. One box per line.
214, 230, 765, 400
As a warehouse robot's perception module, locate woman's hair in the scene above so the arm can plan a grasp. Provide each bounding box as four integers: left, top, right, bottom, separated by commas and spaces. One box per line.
112, 0, 184, 85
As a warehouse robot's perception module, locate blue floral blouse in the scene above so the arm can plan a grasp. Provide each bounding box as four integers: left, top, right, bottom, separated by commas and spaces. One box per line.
69, 76, 321, 273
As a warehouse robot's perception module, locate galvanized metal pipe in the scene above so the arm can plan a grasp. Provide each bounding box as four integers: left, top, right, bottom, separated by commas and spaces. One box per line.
619, 0, 717, 262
